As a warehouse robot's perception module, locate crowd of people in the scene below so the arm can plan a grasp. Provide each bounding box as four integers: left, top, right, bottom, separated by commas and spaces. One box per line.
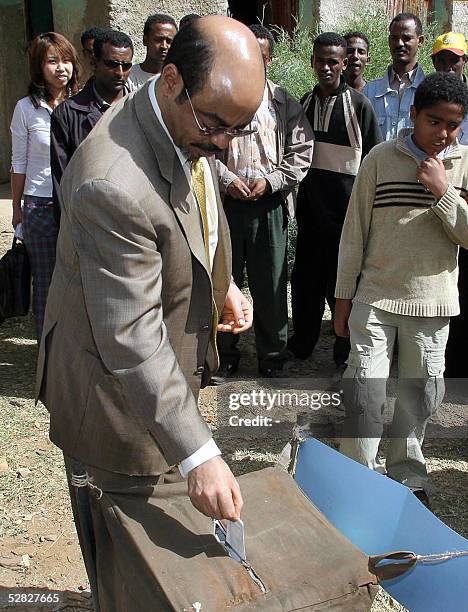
8, 10, 468, 610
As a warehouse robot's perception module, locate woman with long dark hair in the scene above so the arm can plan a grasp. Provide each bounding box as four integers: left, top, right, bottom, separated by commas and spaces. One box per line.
10, 32, 81, 338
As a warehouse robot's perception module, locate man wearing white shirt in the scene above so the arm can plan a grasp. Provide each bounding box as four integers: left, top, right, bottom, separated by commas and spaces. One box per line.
37, 16, 265, 610
127, 12, 177, 89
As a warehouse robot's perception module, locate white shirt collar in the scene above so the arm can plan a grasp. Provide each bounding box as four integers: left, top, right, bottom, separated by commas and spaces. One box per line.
148, 76, 189, 172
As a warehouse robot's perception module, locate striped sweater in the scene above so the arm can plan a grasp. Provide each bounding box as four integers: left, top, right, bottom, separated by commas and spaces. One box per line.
335, 130, 468, 317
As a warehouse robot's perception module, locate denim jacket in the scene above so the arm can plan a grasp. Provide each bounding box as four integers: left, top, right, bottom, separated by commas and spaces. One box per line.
459, 116, 468, 145
459, 76, 468, 145
363, 64, 425, 141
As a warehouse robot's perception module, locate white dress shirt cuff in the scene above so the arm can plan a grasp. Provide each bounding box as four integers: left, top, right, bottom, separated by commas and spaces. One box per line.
178, 438, 221, 478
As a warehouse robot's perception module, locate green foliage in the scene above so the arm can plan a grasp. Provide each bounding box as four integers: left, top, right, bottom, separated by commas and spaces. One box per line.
269, 7, 438, 101
269, 26, 315, 101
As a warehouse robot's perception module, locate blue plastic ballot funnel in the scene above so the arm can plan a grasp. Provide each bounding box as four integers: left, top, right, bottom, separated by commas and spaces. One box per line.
294, 438, 468, 612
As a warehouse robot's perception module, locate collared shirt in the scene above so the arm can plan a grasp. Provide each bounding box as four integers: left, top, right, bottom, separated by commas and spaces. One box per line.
10, 96, 54, 198
405, 133, 453, 162
388, 64, 418, 97
363, 64, 425, 141
127, 63, 157, 90
147, 78, 221, 476
226, 83, 277, 183
148, 79, 218, 269
92, 83, 112, 111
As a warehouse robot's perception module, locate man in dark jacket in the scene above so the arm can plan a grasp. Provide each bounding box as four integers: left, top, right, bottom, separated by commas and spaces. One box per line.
289, 33, 382, 366
51, 30, 133, 222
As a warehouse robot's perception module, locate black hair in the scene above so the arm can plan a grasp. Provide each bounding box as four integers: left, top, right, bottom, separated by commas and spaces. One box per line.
249, 24, 275, 57
389, 12, 423, 36
313, 32, 347, 52
93, 30, 134, 59
413, 72, 468, 116
81, 27, 108, 47
163, 18, 214, 102
343, 31, 370, 51
144, 13, 177, 37
180, 14, 201, 29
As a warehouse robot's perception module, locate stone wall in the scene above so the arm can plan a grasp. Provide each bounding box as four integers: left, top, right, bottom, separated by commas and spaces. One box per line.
109, 0, 228, 62
52, 0, 110, 80
317, 0, 381, 32
452, 0, 468, 35
0, 0, 30, 183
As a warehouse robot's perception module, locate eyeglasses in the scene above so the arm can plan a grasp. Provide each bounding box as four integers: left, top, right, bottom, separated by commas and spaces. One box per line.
102, 59, 133, 71
185, 88, 257, 137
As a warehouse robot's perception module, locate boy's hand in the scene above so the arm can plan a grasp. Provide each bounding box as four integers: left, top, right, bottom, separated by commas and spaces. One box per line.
334, 299, 352, 337
416, 156, 448, 200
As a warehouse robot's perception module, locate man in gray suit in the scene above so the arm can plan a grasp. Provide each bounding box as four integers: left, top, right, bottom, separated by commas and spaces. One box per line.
36, 16, 265, 610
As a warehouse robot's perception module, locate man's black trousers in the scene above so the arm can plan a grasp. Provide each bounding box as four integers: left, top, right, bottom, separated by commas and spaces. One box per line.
289, 223, 350, 365
217, 192, 288, 370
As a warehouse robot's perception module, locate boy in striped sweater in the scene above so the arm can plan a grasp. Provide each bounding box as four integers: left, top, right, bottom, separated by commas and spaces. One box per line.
335, 73, 468, 498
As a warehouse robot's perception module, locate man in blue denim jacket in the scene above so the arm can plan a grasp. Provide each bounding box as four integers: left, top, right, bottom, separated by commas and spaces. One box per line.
363, 12, 425, 141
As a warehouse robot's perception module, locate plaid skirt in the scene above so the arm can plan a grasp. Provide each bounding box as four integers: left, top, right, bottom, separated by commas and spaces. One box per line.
22, 195, 58, 339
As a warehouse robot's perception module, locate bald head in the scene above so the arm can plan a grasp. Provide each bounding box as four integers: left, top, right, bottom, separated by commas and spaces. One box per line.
197, 16, 265, 91
157, 15, 266, 160
163, 15, 265, 101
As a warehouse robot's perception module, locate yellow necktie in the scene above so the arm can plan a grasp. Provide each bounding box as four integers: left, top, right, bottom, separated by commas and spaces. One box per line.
191, 159, 210, 268
191, 159, 220, 368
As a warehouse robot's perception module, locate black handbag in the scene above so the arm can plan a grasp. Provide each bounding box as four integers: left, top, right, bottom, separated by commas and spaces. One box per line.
0, 237, 31, 321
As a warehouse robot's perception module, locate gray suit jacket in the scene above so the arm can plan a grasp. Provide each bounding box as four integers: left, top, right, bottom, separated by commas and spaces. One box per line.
36, 81, 231, 476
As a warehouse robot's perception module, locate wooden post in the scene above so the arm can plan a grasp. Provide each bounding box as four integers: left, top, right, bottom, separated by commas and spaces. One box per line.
427, 0, 453, 34
298, 0, 319, 32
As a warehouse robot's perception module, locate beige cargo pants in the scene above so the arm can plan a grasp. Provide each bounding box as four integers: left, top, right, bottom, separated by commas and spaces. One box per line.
339, 302, 449, 489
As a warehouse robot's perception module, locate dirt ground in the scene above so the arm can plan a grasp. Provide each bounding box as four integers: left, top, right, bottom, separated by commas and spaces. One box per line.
0, 213, 467, 612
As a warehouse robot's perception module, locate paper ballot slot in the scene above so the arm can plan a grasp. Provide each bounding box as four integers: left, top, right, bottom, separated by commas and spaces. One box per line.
226, 519, 246, 561
213, 519, 268, 594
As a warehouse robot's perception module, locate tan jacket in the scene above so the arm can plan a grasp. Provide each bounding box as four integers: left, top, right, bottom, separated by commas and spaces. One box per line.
216, 79, 314, 216
36, 82, 231, 475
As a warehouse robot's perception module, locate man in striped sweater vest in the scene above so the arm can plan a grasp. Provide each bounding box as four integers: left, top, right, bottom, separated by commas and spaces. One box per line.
335, 73, 468, 497
289, 32, 381, 366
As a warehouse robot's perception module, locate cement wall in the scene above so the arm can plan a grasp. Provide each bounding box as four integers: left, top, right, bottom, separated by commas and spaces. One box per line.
52, 0, 110, 80
317, 0, 381, 32
453, 1, 468, 36
0, 0, 30, 183
109, 0, 228, 62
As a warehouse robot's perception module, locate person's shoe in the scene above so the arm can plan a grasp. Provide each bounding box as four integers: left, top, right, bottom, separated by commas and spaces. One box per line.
209, 363, 238, 386
409, 487, 431, 509
287, 338, 311, 360
258, 365, 283, 378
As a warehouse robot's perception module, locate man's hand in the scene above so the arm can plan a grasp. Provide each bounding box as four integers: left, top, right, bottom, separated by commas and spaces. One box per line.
334, 298, 352, 337
187, 456, 243, 520
227, 178, 251, 200
218, 281, 252, 334
245, 178, 270, 201
416, 156, 448, 200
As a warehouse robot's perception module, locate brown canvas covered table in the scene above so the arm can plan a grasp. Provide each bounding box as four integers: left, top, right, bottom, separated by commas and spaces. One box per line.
80, 465, 378, 611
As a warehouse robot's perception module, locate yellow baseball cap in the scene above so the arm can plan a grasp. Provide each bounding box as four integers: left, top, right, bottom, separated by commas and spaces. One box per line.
432, 32, 467, 57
